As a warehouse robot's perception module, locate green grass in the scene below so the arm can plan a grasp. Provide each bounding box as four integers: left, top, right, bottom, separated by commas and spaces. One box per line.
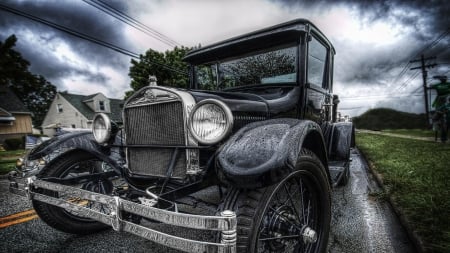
357, 133, 450, 253
0, 150, 26, 175
382, 129, 436, 138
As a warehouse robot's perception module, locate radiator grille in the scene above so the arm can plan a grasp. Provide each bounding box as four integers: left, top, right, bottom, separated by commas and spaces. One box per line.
124, 101, 187, 178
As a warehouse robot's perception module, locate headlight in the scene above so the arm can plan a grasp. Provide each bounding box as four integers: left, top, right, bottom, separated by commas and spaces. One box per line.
188, 99, 233, 145
92, 113, 112, 144
16, 158, 23, 168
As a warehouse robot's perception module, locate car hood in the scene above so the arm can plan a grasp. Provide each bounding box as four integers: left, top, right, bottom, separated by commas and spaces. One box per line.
188, 86, 301, 118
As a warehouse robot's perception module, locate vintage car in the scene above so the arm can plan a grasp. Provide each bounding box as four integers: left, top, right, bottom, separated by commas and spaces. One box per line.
9, 19, 354, 253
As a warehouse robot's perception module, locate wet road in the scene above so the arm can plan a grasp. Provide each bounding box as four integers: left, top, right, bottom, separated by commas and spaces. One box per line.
329, 149, 415, 252
0, 149, 416, 252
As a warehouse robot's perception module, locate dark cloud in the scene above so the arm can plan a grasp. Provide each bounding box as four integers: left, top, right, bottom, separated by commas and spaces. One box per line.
273, 0, 449, 116
273, 0, 449, 34
1, 0, 449, 115
347, 0, 449, 36
0, 0, 132, 91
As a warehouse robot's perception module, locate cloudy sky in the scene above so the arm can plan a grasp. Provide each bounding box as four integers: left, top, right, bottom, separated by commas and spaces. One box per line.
1, 0, 449, 116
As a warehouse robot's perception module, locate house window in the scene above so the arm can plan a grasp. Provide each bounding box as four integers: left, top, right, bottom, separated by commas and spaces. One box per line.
99, 101, 105, 111
57, 104, 63, 113
72, 124, 76, 128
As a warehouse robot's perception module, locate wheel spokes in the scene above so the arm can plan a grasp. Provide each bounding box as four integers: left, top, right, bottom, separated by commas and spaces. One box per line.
257, 174, 319, 252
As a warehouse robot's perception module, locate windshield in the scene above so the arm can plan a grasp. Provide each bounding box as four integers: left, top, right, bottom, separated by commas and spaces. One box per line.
194, 45, 297, 90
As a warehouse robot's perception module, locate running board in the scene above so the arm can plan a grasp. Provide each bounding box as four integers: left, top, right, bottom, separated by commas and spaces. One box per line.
329, 160, 348, 187
11, 177, 237, 253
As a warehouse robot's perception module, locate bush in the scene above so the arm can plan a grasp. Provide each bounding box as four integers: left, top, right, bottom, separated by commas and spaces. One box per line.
4, 138, 23, 150
352, 108, 427, 130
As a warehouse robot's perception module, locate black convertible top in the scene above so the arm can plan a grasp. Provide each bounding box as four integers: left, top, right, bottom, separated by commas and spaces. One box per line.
184, 19, 335, 64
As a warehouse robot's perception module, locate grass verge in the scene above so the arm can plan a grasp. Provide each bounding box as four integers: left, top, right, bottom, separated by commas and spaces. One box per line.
382, 129, 436, 139
0, 150, 26, 175
357, 132, 450, 253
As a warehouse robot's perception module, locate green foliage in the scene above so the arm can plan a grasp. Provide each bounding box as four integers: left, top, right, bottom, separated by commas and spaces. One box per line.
4, 138, 23, 150
352, 108, 427, 130
128, 46, 191, 98
0, 34, 57, 127
357, 133, 450, 252
0, 149, 26, 174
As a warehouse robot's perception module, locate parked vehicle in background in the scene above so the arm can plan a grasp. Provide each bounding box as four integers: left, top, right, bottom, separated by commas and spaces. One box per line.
9, 19, 354, 253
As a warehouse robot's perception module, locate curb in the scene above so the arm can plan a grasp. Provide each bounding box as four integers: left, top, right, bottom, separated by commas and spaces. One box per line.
357, 148, 426, 253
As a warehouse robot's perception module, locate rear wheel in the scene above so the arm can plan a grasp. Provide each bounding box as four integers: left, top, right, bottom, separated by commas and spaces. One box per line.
33, 152, 116, 234
220, 149, 331, 252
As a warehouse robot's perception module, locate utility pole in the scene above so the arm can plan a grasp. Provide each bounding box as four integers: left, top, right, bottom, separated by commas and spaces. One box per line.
410, 55, 436, 126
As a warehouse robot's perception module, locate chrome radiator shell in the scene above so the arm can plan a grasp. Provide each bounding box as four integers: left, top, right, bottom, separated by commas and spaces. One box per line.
123, 87, 199, 178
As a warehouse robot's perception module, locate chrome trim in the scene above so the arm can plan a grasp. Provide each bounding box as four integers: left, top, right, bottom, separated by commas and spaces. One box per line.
234, 115, 266, 121
123, 86, 200, 176
92, 113, 112, 144
23, 179, 236, 253
188, 99, 234, 145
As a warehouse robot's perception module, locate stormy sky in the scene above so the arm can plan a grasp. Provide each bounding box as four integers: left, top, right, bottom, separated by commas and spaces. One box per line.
0, 0, 449, 117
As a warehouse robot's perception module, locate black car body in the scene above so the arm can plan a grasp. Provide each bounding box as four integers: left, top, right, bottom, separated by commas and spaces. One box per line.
10, 19, 354, 253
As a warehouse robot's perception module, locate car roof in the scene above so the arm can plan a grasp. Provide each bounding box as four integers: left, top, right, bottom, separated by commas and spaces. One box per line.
184, 18, 335, 64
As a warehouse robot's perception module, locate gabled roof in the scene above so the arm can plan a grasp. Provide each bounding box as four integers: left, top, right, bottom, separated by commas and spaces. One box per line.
0, 86, 31, 114
109, 98, 123, 122
59, 92, 123, 122
82, 93, 102, 102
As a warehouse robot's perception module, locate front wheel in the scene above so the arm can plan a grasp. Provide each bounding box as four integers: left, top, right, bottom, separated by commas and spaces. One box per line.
33, 152, 116, 234
220, 149, 331, 253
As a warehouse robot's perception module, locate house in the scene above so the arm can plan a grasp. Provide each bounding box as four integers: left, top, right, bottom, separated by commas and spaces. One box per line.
41, 91, 123, 137
0, 86, 33, 145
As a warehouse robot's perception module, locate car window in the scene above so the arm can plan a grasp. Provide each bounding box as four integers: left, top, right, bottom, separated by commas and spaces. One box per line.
308, 36, 327, 87
195, 45, 297, 90
195, 64, 218, 91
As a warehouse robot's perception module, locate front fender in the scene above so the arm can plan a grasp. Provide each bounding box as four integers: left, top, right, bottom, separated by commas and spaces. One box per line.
28, 131, 124, 176
329, 122, 355, 161
216, 118, 329, 189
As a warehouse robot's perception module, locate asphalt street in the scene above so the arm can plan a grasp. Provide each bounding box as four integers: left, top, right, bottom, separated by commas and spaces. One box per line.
0, 149, 416, 253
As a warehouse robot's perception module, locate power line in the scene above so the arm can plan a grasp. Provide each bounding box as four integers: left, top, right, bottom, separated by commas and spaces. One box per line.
339, 106, 364, 110
0, 3, 139, 58
83, 0, 180, 48
341, 94, 423, 100
410, 55, 437, 125
0, 3, 188, 75
409, 86, 422, 95
388, 28, 450, 93
412, 29, 450, 59
391, 70, 421, 93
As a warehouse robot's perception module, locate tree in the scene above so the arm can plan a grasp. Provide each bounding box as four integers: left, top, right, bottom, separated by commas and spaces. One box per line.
0, 35, 31, 86
127, 46, 191, 98
0, 34, 57, 128
223, 50, 296, 85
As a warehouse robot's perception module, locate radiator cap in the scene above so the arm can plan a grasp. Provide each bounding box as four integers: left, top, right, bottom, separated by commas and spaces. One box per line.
148, 75, 158, 86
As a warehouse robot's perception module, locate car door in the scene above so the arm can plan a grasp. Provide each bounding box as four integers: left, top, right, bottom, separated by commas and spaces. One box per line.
304, 32, 333, 124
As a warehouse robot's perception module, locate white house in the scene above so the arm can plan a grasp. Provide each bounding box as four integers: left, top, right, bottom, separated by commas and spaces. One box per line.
42, 91, 123, 137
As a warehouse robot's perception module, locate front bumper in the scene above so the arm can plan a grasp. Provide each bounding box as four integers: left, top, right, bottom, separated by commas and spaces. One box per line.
9, 173, 237, 253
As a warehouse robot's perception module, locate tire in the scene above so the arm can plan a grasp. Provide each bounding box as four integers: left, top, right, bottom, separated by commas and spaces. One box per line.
33, 152, 114, 234
219, 149, 331, 253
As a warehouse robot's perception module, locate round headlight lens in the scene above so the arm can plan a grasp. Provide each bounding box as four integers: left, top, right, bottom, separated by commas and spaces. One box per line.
188, 99, 233, 145
92, 113, 111, 144
16, 158, 24, 167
